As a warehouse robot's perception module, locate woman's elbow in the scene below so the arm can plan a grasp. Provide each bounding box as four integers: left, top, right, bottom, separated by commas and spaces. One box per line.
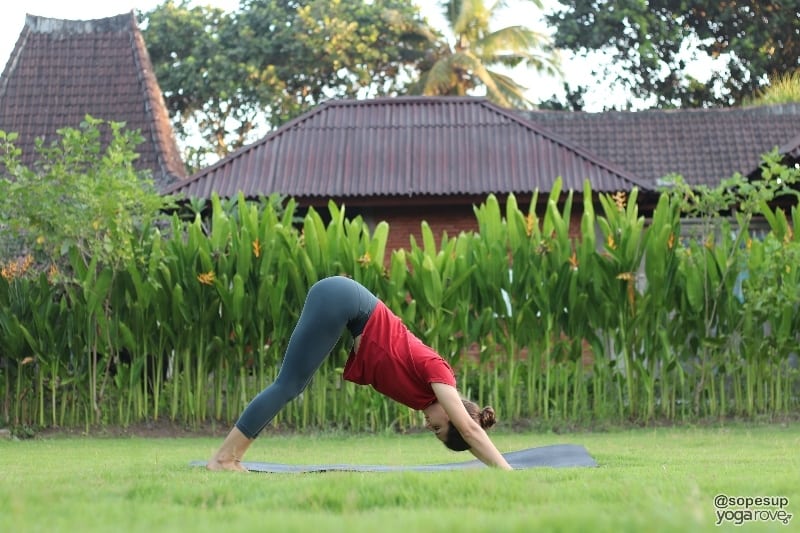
457, 420, 485, 443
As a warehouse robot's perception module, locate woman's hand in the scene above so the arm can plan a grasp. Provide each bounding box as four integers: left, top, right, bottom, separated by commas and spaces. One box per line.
430, 383, 513, 470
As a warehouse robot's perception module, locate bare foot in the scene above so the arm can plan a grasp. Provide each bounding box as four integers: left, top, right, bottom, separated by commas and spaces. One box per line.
206, 458, 249, 472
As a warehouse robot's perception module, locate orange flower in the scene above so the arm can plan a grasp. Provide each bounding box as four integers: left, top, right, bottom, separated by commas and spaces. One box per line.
357, 252, 371, 265
47, 264, 59, 284
525, 214, 535, 237
252, 239, 261, 258
0, 264, 12, 280
667, 232, 675, 250
197, 271, 216, 285
616, 272, 636, 312
606, 234, 616, 250
1, 255, 34, 280
612, 191, 627, 211
568, 250, 579, 271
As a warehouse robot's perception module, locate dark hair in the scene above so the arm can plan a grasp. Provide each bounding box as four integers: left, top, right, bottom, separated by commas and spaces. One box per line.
443, 399, 497, 452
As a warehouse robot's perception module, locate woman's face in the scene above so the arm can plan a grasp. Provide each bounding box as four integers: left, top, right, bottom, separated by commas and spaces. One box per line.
423, 402, 450, 443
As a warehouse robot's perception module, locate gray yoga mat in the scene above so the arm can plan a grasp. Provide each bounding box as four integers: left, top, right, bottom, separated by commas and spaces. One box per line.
192, 444, 597, 472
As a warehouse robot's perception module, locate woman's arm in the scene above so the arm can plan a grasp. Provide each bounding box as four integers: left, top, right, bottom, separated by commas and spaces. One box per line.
431, 383, 513, 470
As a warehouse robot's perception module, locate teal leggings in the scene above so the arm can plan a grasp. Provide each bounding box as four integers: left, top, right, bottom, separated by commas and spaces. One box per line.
236, 276, 378, 438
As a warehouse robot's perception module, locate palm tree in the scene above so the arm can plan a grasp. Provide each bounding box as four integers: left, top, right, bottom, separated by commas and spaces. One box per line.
745, 70, 800, 106
411, 0, 559, 108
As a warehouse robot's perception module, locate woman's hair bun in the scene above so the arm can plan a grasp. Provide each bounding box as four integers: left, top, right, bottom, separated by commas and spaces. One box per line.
479, 406, 496, 429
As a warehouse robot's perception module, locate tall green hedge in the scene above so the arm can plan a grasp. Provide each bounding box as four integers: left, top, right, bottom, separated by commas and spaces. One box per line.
1, 159, 799, 431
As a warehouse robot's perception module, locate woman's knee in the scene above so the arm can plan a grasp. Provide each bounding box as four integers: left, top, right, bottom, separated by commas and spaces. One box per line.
274, 373, 309, 401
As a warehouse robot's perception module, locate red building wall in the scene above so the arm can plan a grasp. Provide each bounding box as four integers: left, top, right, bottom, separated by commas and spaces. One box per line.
313, 195, 586, 263
376, 205, 479, 254
359, 202, 584, 259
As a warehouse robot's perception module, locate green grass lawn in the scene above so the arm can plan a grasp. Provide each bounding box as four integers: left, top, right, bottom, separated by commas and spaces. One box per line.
1, 424, 797, 532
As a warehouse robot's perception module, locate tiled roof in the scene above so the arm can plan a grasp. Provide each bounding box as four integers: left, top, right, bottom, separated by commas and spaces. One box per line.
0, 12, 186, 190
523, 104, 800, 187
781, 134, 800, 160
166, 96, 653, 200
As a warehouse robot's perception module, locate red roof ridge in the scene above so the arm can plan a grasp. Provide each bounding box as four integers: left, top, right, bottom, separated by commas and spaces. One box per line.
22, 12, 136, 34
477, 99, 654, 191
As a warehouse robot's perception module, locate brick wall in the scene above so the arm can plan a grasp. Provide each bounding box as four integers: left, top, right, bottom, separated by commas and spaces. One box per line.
377, 205, 479, 253
313, 196, 586, 261
358, 203, 583, 256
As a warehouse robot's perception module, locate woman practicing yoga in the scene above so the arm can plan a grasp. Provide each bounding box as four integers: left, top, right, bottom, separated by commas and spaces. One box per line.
207, 275, 512, 471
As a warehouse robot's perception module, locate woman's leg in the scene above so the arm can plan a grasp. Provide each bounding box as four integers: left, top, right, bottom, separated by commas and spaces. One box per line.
208, 277, 377, 470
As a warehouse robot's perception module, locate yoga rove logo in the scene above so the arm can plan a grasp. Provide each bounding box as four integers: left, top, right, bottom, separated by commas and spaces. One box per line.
713, 494, 793, 526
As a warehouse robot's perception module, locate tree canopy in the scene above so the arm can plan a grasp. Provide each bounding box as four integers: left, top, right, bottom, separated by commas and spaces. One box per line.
141, 0, 434, 165
547, 0, 800, 109
140, 2, 245, 165
141, 0, 560, 163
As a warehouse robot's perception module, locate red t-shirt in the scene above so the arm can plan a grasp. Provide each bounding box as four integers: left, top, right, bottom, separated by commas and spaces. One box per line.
342, 301, 456, 410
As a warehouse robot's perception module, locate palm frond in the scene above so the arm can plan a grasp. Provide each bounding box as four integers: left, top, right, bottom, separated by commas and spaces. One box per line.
473, 26, 561, 76
452, 0, 491, 37
475, 26, 550, 57
489, 0, 545, 11
484, 68, 535, 109
423, 55, 460, 95
469, 60, 513, 107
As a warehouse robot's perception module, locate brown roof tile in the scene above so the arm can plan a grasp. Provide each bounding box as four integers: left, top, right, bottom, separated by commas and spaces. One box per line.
524, 104, 800, 187
0, 12, 186, 190
167, 96, 652, 200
